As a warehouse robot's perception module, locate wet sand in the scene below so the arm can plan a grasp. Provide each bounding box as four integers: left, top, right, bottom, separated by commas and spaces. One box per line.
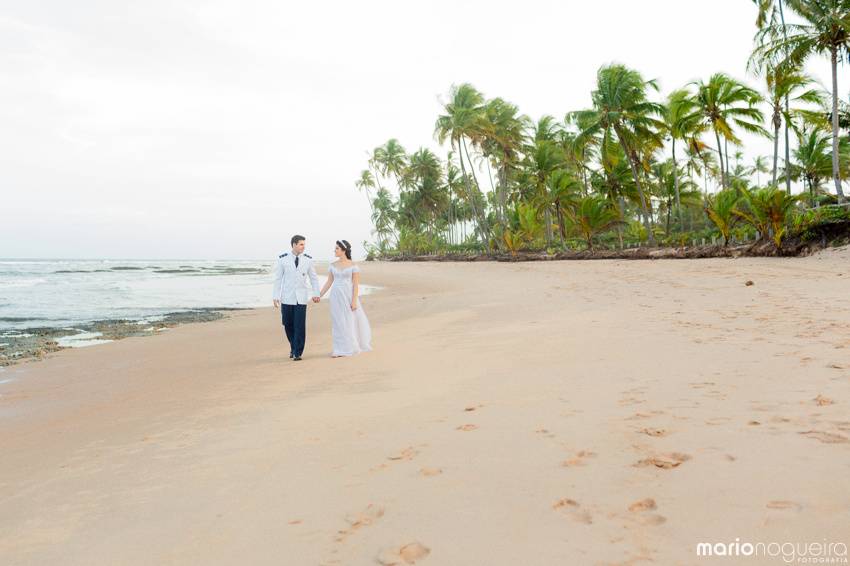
1, 250, 849, 565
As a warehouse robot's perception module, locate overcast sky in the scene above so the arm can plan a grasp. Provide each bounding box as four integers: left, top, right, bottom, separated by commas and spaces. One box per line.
1, 0, 844, 260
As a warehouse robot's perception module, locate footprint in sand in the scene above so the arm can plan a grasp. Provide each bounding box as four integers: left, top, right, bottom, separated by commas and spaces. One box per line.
371, 447, 419, 472
463, 404, 483, 412
377, 542, 430, 565
562, 450, 597, 467
456, 424, 478, 432
552, 498, 593, 524
813, 395, 835, 406
799, 430, 849, 444
420, 467, 442, 477
638, 427, 668, 437
767, 500, 802, 511
628, 498, 657, 512
335, 504, 385, 543
388, 447, 418, 461
635, 453, 691, 470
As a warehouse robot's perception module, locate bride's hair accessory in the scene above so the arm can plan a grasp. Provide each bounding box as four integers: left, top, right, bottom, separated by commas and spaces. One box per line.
336, 239, 352, 260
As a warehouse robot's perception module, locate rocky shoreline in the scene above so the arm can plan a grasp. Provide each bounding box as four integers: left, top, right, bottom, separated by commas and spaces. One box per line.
0, 308, 244, 367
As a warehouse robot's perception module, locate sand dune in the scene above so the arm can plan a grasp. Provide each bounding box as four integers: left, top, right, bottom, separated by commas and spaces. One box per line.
1, 250, 849, 565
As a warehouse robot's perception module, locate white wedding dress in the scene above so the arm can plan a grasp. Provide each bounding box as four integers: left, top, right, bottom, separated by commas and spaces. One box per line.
329, 263, 372, 356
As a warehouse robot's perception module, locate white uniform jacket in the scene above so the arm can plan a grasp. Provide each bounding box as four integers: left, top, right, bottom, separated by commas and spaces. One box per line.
272, 252, 321, 305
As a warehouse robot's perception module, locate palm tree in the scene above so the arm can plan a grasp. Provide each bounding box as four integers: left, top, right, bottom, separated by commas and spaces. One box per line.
688, 73, 768, 190
435, 84, 490, 244
355, 170, 377, 214
752, 0, 794, 191
573, 64, 666, 245
523, 136, 566, 246
477, 98, 528, 225
734, 186, 801, 249
665, 88, 704, 229
752, 155, 770, 186
371, 188, 397, 249
594, 133, 638, 248
753, 0, 850, 200
372, 139, 408, 190
567, 195, 625, 251
705, 189, 743, 246
752, 62, 824, 186
559, 126, 597, 197
548, 169, 583, 243
788, 128, 850, 204
651, 159, 702, 235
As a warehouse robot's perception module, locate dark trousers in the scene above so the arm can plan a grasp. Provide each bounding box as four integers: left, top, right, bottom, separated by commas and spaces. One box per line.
281, 303, 307, 357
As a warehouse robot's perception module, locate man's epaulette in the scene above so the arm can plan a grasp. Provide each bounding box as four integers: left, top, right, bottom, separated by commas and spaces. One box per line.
304, 254, 312, 259
279, 253, 289, 258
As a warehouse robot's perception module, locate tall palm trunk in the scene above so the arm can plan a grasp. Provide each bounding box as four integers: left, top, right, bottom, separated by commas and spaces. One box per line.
614, 129, 655, 245
543, 197, 553, 247
778, 0, 792, 194
672, 138, 683, 228
830, 47, 846, 201
485, 159, 498, 216
771, 106, 781, 186
457, 137, 490, 243
581, 164, 589, 197
554, 198, 567, 245
499, 154, 509, 225
714, 128, 727, 189
615, 195, 625, 248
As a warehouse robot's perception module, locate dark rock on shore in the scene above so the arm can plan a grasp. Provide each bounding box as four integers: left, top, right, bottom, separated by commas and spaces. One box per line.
0, 309, 238, 367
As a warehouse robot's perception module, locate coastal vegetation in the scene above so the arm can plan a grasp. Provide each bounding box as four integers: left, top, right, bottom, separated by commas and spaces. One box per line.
357, 0, 850, 257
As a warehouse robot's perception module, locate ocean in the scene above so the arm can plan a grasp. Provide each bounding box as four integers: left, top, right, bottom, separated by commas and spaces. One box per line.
0, 259, 372, 356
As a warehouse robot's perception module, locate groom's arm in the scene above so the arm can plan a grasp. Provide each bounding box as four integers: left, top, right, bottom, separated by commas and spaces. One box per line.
272, 257, 284, 307
308, 261, 321, 302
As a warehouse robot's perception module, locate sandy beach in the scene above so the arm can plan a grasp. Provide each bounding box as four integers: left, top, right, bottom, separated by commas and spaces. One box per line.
1, 252, 849, 565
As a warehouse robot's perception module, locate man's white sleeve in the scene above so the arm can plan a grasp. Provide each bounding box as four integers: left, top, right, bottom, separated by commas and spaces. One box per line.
272, 258, 283, 301
308, 261, 320, 297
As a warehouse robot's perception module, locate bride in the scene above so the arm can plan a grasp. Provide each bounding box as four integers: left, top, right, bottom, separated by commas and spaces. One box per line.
318, 239, 372, 357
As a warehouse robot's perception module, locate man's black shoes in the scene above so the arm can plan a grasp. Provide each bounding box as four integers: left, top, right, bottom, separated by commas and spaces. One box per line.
293, 356, 303, 361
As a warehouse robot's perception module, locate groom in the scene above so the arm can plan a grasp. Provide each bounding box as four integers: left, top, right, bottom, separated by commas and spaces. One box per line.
272, 235, 320, 361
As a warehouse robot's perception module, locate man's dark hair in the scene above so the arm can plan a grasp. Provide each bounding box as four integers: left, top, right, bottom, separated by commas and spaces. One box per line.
291, 235, 305, 246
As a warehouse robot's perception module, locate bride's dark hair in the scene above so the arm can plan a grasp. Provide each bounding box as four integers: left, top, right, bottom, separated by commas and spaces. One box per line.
336, 239, 352, 260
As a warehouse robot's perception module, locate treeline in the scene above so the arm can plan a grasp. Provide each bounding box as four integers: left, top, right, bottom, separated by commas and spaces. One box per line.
356, 0, 850, 255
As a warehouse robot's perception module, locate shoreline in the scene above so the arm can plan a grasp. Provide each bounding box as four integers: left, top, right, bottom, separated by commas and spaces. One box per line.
0, 308, 241, 367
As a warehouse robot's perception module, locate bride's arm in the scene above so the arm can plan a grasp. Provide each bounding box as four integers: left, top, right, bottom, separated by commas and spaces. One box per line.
319, 270, 334, 298
351, 271, 360, 310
